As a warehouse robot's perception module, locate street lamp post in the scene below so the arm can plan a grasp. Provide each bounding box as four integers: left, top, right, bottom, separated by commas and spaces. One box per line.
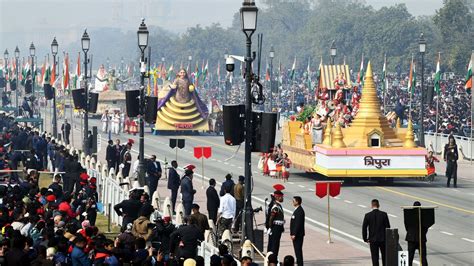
269, 45, 274, 112
188, 55, 192, 72
224, 49, 229, 104
29, 42, 36, 116
51, 37, 59, 138
14, 46, 19, 114
3, 49, 8, 96
137, 19, 149, 187
81, 30, 90, 154
419, 33, 426, 147
240, 0, 258, 244
330, 40, 337, 65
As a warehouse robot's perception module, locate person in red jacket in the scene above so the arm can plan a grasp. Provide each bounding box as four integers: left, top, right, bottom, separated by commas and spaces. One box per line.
58, 195, 77, 219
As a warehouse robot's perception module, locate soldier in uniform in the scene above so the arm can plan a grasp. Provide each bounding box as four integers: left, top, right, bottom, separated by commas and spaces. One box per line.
267, 190, 285, 258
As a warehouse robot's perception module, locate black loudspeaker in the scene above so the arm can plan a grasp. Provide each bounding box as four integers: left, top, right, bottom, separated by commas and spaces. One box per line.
385, 229, 401, 266
25, 79, 32, 94
426, 85, 434, 105
252, 111, 277, 153
223, 104, 245, 146
253, 229, 264, 253
44, 84, 54, 100
125, 90, 140, 117
10, 80, 17, 91
72, 88, 86, 109
88, 92, 99, 113
145, 96, 158, 123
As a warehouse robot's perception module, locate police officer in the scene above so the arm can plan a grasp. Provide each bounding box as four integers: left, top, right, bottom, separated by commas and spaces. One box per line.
267, 190, 285, 258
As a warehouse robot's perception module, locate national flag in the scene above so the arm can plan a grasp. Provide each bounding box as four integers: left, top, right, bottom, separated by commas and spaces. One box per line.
73, 52, 81, 89
63, 53, 70, 93
465, 53, 473, 90
278, 60, 282, 83
434, 53, 441, 95
381, 54, 387, 93
357, 55, 364, 85
290, 56, 296, 80
216, 61, 221, 81
265, 63, 270, 81
161, 63, 167, 80
408, 55, 416, 95
39, 58, 46, 85
167, 64, 174, 80
43, 59, 51, 86
202, 60, 208, 81
306, 57, 311, 89
50, 58, 56, 87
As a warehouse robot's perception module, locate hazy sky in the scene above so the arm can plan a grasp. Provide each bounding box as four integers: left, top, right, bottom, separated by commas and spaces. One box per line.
0, 0, 444, 52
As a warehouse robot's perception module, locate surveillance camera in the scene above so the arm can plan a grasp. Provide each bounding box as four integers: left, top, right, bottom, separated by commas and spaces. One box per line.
226, 57, 235, 72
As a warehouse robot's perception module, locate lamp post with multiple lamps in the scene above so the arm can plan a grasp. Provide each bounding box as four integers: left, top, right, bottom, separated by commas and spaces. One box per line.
269, 45, 275, 112
81, 30, 90, 154
240, 0, 258, 243
29, 42, 36, 115
51, 37, 59, 138
137, 19, 149, 186
418, 33, 426, 147
14, 46, 19, 114
330, 40, 337, 65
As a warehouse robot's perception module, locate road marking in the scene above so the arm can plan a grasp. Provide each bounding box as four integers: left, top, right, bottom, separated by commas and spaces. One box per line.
334, 196, 341, 200
238, 166, 242, 169
298, 185, 305, 188
344, 200, 353, 204
357, 204, 367, 208
440, 231, 454, 236
309, 188, 315, 191
230, 164, 235, 167
376, 187, 474, 215
461, 238, 474, 243
288, 182, 295, 185
388, 214, 397, 218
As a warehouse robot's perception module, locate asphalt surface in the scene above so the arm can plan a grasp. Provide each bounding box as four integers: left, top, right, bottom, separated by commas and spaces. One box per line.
52, 112, 473, 265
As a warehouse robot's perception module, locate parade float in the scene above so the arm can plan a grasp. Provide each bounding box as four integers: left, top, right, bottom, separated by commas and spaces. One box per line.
282, 62, 427, 183
154, 68, 209, 131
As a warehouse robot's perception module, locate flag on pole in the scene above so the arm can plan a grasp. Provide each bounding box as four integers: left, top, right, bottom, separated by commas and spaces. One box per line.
290, 56, 296, 80
381, 54, 387, 93
265, 63, 270, 81
202, 60, 208, 82
216, 61, 221, 82
465, 53, 473, 91
434, 53, 441, 95
43, 59, 51, 86
40, 57, 47, 85
50, 59, 56, 87
357, 55, 364, 85
73, 52, 81, 89
408, 55, 416, 95
306, 57, 311, 89
63, 53, 70, 93
278, 60, 282, 83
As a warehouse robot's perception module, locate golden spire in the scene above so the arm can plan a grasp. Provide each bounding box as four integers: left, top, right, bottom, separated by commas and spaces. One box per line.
404, 119, 417, 148
340, 61, 402, 147
332, 123, 346, 148
322, 119, 332, 146
396, 118, 401, 129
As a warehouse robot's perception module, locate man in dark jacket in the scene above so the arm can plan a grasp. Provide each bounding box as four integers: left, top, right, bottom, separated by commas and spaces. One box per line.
169, 218, 204, 260
206, 178, 220, 225
220, 173, 235, 197
180, 165, 196, 217
146, 155, 162, 198
362, 199, 391, 266
114, 190, 143, 231
61, 119, 71, 145
106, 140, 117, 172
189, 203, 210, 234
167, 160, 180, 214
405, 201, 429, 266
290, 196, 305, 266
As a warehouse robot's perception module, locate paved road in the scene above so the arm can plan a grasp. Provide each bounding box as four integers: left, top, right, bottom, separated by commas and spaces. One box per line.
52, 112, 474, 265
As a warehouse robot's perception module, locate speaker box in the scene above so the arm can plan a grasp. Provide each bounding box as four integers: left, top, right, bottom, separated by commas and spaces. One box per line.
253, 229, 264, 253
25, 79, 32, 94
72, 88, 86, 109
426, 85, 434, 105
91, 126, 98, 154
252, 111, 277, 153
223, 104, 245, 146
145, 96, 158, 124
88, 92, 99, 113
126, 90, 140, 117
44, 84, 54, 100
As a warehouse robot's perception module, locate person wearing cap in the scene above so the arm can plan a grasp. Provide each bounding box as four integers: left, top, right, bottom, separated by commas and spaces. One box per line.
167, 160, 180, 214
206, 178, 220, 225
268, 189, 285, 258
189, 203, 209, 234
217, 185, 236, 239
180, 165, 196, 217
150, 215, 176, 255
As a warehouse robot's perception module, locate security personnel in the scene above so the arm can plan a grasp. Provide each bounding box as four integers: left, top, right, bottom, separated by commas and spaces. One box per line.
267, 190, 285, 258
290, 196, 305, 266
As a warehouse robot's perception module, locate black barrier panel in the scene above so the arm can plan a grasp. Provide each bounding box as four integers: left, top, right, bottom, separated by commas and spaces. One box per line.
125, 90, 140, 117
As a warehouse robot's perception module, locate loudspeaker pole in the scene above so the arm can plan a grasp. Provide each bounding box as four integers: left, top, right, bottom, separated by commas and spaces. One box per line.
82, 50, 89, 155
137, 19, 149, 187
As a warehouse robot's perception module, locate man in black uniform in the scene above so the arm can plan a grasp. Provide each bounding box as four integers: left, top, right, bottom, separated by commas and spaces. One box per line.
167, 160, 180, 214
362, 199, 391, 266
405, 201, 429, 266
61, 119, 71, 145
206, 178, 220, 224
267, 190, 285, 258
169, 217, 204, 260
114, 190, 143, 231
106, 140, 117, 172
290, 196, 305, 266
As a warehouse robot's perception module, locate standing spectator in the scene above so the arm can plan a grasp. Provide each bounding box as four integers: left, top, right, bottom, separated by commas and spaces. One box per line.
61, 119, 71, 145
106, 140, 117, 172
180, 165, 196, 217
233, 175, 244, 231
267, 190, 285, 258
220, 173, 235, 197
290, 196, 305, 266
169, 218, 204, 260
206, 178, 220, 224
101, 110, 110, 133
114, 191, 143, 231
189, 204, 210, 234
217, 185, 236, 239
405, 201, 430, 266
131, 204, 154, 241
362, 199, 391, 266
444, 135, 458, 187
167, 160, 180, 214
146, 155, 162, 198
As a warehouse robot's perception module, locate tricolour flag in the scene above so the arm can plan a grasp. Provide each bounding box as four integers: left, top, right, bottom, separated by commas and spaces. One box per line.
381, 54, 387, 93
202, 60, 208, 81
434, 53, 441, 95
306, 57, 311, 89
42, 59, 51, 86
408, 55, 416, 95
63, 53, 70, 93
290, 56, 296, 80
465, 52, 473, 90
216, 61, 221, 81
357, 55, 364, 85
167, 64, 174, 80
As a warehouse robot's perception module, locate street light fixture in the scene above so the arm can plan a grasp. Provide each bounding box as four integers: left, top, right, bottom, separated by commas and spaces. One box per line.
3, 49, 8, 62
29, 42, 35, 57
29, 42, 36, 102
418, 32, 426, 147
14, 46, 19, 114
269, 45, 275, 111
240, 0, 258, 244
330, 40, 337, 65
137, 19, 150, 186
51, 37, 59, 138
81, 30, 90, 154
